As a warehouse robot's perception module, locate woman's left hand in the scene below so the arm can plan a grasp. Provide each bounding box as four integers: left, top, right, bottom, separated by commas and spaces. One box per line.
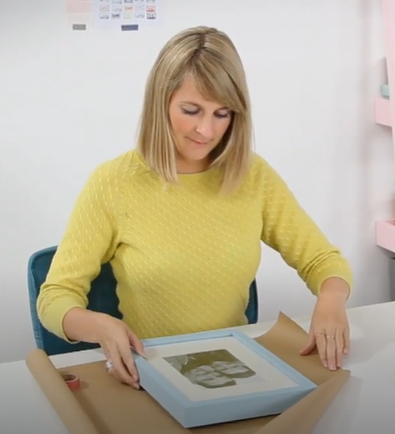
300, 278, 350, 370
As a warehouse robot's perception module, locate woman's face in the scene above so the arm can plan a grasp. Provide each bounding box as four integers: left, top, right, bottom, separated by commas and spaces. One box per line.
184, 365, 235, 388
168, 76, 232, 174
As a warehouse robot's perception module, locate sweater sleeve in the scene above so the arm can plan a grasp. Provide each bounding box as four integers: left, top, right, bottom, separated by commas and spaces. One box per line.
36, 162, 120, 341
259, 160, 352, 296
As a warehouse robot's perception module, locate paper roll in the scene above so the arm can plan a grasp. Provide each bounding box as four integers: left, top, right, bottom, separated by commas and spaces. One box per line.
25, 349, 99, 434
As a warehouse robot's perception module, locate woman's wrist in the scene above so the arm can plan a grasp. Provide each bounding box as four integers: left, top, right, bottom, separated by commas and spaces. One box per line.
63, 307, 105, 343
317, 277, 350, 304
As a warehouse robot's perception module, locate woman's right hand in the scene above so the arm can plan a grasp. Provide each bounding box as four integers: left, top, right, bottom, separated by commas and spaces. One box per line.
62, 307, 146, 389
94, 313, 146, 389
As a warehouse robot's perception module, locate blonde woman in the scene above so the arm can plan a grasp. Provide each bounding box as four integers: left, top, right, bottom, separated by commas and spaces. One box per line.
37, 26, 352, 388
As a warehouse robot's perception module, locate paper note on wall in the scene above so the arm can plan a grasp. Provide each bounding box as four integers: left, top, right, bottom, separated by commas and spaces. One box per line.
66, 0, 93, 30
93, 0, 158, 31
66, 0, 159, 31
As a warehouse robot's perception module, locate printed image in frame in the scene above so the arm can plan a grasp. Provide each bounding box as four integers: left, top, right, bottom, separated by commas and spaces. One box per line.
164, 349, 265, 390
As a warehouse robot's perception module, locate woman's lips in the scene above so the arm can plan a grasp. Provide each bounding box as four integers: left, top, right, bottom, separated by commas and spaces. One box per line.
188, 138, 209, 145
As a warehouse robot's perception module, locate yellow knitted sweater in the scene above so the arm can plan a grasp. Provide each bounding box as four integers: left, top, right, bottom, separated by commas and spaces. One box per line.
37, 150, 352, 341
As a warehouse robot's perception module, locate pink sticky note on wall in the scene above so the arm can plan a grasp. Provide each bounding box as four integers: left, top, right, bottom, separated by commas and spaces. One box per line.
66, 0, 92, 14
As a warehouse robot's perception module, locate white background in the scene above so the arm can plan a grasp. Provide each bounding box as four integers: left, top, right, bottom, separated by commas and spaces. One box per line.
0, 0, 393, 363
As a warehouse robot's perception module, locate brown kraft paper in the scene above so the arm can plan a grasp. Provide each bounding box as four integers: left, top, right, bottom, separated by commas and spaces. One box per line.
25, 312, 351, 434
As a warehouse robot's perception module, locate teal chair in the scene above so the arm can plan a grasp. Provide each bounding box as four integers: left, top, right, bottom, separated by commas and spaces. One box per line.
27, 246, 259, 356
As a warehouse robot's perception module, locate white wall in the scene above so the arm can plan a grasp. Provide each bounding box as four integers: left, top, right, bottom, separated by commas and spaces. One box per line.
0, 0, 393, 363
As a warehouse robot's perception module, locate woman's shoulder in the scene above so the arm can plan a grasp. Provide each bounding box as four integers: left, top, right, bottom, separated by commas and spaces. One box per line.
87, 149, 148, 186
240, 152, 287, 194
248, 152, 277, 178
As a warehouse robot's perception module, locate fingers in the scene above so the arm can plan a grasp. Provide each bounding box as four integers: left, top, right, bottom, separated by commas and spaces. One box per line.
314, 332, 328, 368
315, 329, 349, 370
334, 328, 345, 367
299, 333, 316, 355
343, 327, 350, 355
119, 341, 140, 387
127, 329, 146, 358
104, 340, 140, 389
324, 331, 338, 370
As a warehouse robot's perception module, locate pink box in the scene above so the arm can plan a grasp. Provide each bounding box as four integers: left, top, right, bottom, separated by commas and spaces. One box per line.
376, 219, 395, 253
66, 1, 91, 14
375, 97, 392, 127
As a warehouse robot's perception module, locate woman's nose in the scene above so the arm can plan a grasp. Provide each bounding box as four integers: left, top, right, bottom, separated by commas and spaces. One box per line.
195, 117, 214, 140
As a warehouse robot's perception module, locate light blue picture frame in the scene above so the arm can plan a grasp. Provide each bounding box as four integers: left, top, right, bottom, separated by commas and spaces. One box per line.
134, 328, 317, 428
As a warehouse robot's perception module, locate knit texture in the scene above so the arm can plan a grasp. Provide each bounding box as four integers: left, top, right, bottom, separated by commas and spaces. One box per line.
37, 150, 352, 341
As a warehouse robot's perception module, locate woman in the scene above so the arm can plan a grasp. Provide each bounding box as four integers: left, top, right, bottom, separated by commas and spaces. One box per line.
37, 26, 352, 389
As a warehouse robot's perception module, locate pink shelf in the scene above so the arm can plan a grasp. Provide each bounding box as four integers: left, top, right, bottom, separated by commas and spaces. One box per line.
374, 2, 395, 253
376, 219, 395, 253
375, 97, 392, 127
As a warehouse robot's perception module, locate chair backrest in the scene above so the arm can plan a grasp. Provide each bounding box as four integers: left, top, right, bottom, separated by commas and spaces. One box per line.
27, 246, 259, 356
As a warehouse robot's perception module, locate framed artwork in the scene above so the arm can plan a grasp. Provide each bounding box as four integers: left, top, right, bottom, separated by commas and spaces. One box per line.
134, 329, 317, 428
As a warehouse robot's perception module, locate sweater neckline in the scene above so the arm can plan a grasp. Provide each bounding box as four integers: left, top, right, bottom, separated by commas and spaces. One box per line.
133, 149, 218, 181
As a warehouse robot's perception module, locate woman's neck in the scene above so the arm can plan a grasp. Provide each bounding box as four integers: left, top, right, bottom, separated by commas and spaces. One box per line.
176, 157, 210, 174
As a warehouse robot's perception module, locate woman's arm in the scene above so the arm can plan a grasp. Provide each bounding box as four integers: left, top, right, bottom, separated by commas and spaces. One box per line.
258, 158, 352, 369
259, 159, 353, 296
37, 161, 120, 342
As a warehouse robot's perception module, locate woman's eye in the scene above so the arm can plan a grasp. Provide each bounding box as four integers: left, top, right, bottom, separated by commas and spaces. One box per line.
215, 112, 230, 118
181, 108, 199, 115
181, 108, 231, 118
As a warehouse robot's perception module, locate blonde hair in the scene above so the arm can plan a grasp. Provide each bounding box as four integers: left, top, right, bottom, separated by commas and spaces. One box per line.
136, 26, 253, 194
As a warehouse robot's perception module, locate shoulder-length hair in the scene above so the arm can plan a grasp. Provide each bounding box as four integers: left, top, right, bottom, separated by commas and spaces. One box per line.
136, 26, 253, 194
